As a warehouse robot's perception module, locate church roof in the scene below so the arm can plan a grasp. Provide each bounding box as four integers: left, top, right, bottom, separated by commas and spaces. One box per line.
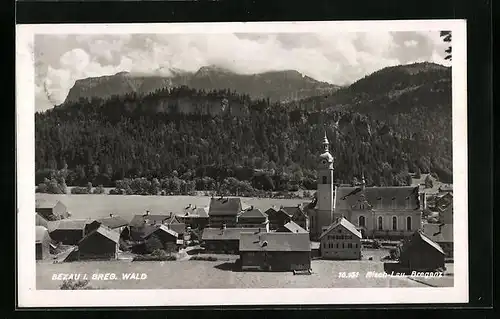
334, 186, 420, 211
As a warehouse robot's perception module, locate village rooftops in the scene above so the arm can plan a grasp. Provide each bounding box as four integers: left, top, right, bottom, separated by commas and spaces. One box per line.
47, 219, 90, 232
141, 224, 179, 239
318, 217, 362, 240
239, 232, 311, 252
178, 206, 209, 218
237, 207, 268, 219
201, 227, 264, 241
80, 225, 120, 244
280, 220, 308, 233
208, 197, 242, 216
415, 231, 445, 255
334, 186, 420, 211
129, 212, 180, 228
96, 215, 129, 229
422, 223, 453, 243
280, 205, 305, 217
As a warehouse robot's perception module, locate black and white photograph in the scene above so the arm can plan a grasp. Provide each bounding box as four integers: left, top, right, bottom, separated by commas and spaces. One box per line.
16, 20, 468, 307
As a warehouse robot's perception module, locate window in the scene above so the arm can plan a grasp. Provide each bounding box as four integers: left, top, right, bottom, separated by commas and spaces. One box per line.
378, 216, 383, 230
392, 216, 397, 231
405, 197, 410, 209
358, 216, 366, 227
406, 216, 412, 231
342, 243, 345, 248
354, 243, 358, 248
322, 176, 327, 184
348, 243, 352, 248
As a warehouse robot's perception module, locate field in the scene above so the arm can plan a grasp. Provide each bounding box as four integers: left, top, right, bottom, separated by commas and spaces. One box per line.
36, 193, 308, 222
37, 258, 453, 290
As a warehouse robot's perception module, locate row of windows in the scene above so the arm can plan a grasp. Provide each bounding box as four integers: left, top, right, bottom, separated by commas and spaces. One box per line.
358, 216, 412, 231
324, 242, 358, 249
326, 235, 354, 240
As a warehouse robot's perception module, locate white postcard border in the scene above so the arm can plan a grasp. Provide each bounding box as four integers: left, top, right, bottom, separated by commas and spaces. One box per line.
16, 20, 468, 307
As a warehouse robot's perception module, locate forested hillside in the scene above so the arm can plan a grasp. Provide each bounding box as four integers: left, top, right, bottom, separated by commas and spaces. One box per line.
35, 62, 453, 194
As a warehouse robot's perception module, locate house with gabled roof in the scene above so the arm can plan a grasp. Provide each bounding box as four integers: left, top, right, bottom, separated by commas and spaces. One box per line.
84, 214, 129, 236
318, 217, 362, 260
129, 211, 185, 240
239, 232, 311, 271
237, 206, 269, 231
177, 205, 210, 230
276, 220, 308, 234
201, 226, 265, 254
422, 223, 453, 258
141, 224, 180, 253
47, 219, 90, 245
399, 230, 445, 272
35, 199, 69, 220
266, 206, 293, 231
208, 197, 242, 228
78, 225, 120, 260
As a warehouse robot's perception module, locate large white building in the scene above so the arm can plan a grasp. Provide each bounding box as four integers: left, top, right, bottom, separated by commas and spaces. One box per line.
307, 132, 422, 240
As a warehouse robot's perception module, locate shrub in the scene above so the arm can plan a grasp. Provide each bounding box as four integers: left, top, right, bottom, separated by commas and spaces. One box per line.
190, 256, 218, 261
133, 255, 177, 261
60, 279, 95, 290
71, 187, 90, 194
93, 185, 105, 194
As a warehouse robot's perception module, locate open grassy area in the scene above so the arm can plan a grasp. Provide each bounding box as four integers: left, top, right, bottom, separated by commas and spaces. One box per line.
36, 258, 453, 290
36, 193, 307, 222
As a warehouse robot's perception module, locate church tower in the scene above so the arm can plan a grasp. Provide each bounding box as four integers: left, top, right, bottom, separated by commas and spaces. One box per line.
315, 131, 335, 235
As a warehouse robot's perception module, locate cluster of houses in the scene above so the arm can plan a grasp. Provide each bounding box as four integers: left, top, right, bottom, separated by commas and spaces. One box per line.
34, 133, 454, 274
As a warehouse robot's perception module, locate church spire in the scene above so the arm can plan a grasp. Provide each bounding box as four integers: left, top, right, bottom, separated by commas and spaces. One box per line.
322, 130, 329, 152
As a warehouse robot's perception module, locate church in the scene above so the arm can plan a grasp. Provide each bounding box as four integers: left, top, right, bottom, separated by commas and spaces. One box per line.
306, 133, 422, 241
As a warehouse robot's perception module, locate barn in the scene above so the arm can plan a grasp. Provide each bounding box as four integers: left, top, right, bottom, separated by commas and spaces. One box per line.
47, 219, 89, 245
36, 226, 52, 260
35, 199, 69, 220
239, 232, 311, 271
275, 220, 308, 234
142, 225, 180, 253
201, 226, 264, 254
78, 225, 120, 260
399, 230, 445, 272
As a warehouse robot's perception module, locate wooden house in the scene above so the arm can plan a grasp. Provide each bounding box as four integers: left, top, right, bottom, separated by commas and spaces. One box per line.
422, 223, 453, 258
78, 225, 120, 260
275, 220, 308, 234
266, 206, 293, 230
201, 226, 264, 254
35, 199, 69, 220
239, 232, 311, 271
142, 225, 180, 253
208, 197, 242, 228
318, 217, 362, 260
36, 226, 52, 260
47, 219, 89, 245
399, 230, 445, 271
237, 206, 269, 231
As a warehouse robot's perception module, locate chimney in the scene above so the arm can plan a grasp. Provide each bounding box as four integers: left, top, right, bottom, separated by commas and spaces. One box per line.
109, 213, 114, 218
250, 205, 254, 210
145, 210, 150, 216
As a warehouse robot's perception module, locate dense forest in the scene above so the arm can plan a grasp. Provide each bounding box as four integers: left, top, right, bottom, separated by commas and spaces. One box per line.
35, 62, 452, 194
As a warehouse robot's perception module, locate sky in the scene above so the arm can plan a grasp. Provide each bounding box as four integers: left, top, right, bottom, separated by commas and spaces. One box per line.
34, 31, 451, 112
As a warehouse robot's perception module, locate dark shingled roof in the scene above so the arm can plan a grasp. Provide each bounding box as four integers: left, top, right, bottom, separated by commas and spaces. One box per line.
335, 186, 420, 211
238, 207, 268, 219
416, 231, 445, 255
80, 225, 120, 244
280, 221, 308, 234
201, 227, 263, 241
47, 219, 90, 232
422, 223, 453, 243
280, 206, 303, 217
129, 213, 179, 228
142, 225, 178, 240
319, 217, 362, 240
208, 197, 242, 216
239, 232, 311, 252
97, 216, 129, 229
